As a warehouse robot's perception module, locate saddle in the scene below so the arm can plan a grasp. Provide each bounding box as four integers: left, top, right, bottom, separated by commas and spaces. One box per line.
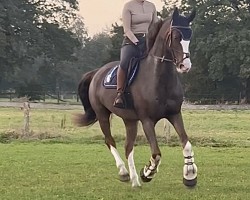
103, 57, 140, 89
103, 57, 141, 109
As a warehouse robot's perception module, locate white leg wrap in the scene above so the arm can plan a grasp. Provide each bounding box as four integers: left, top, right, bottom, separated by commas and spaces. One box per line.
128, 149, 141, 187
144, 155, 161, 178
183, 141, 197, 180
110, 146, 128, 176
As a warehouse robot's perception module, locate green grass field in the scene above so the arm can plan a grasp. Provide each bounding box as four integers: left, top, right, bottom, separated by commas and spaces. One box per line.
0, 107, 250, 199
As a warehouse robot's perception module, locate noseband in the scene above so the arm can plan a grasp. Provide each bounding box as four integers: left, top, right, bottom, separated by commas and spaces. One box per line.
154, 24, 192, 65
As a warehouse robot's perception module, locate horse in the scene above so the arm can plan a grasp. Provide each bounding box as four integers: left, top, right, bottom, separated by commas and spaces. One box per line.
74, 7, 197, 188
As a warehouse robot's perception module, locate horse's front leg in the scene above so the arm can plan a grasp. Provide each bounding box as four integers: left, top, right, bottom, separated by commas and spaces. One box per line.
167, 113, 198, 187
140, 119, 161, 182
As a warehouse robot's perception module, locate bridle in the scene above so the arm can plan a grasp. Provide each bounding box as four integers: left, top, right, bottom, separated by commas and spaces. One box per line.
153, 23, 192, 66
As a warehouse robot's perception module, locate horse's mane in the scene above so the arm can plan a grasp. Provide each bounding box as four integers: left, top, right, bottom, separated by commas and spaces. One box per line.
146, 17, 171, 53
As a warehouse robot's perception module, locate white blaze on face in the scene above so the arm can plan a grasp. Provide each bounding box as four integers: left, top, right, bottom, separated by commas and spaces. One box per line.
180, 40, 192, 72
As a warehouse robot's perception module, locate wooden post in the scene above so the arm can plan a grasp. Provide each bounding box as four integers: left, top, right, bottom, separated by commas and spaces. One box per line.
163, 119, 171, 143
77, 93, 79, 102
44, 92, 46, 102
22, 101, 30, 135
57, 91, 60, 104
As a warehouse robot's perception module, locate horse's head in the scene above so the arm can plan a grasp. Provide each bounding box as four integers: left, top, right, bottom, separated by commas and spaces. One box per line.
152, 8, 196, 73
170, 8, 196, 73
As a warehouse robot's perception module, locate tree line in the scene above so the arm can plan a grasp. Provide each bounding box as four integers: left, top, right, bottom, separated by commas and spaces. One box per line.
0, 0, 249, 103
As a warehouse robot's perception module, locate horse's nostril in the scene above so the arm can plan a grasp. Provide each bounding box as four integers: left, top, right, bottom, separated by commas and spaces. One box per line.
179, 64, 190, 73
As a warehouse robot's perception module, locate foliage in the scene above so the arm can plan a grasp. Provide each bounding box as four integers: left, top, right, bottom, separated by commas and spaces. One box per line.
0, 0, 84, 94
16, 80, 45, 100
1, 0, 250, 103
106, 23, 124, 63
180, 0, 250, 102
31, 0, 79, 28
73, 32, 113, 77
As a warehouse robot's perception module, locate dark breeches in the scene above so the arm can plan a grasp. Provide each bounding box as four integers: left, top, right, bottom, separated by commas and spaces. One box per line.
120, 35, 146, 72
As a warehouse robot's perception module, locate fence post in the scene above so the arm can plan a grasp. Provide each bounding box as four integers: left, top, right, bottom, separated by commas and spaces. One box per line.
57, 91, 60, 104
163, 119, 171, 143
23, 101, 30, 135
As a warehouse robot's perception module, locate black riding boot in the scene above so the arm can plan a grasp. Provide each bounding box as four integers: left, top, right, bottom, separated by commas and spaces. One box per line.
113, 67, 126, 108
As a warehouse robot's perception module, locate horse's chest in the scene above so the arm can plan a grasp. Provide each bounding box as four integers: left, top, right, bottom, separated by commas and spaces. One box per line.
154, 96, 183, 116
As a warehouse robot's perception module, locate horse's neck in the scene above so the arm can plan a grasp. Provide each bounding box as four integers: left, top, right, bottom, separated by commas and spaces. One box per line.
150, 36, 173, 62
147, 38, 178, 86
137, 55, 178, 102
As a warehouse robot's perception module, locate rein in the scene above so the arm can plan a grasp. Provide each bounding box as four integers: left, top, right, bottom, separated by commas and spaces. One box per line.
153, 55, 175, 63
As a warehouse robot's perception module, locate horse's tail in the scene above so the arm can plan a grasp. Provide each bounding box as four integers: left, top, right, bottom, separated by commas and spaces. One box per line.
73, 68, 99, 127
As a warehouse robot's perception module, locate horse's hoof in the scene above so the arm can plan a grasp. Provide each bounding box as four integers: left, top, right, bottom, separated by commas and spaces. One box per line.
183, 177, 197, 187
140, 168, 152, 182
119, 174, 130, 182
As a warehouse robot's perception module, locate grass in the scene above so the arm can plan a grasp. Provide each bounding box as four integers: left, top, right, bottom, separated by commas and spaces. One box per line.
0, 107, 249, 199
0, 143, 249, 200
0, 107, 249, 147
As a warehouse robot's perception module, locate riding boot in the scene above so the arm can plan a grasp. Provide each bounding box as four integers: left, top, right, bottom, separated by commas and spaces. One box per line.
113, 67, 126, 108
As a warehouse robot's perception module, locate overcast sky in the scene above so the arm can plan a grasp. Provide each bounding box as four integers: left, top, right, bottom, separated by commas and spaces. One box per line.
78, 0, 165, 36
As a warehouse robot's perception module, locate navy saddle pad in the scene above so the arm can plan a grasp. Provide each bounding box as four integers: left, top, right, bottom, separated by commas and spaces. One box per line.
103, 59, 140, 89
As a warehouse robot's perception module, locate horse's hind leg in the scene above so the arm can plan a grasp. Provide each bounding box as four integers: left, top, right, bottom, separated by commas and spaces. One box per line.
123, 119, 141, 187
97, 110, 130, 182
167, 113, 198, 187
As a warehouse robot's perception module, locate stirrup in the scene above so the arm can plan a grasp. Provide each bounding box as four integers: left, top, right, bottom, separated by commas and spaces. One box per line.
113, 92, 125, 109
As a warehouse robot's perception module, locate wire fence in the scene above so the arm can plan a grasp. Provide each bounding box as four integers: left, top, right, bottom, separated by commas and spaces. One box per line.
0, 91, 248, 105
0, 91, 80, 104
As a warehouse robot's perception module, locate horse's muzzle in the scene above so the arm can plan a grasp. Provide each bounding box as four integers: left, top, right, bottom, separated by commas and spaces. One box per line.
177, 64, 190, 73
178, 59, 192, 73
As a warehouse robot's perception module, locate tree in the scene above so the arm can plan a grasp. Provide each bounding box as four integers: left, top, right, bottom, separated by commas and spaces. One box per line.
0, 0, 87, 99
75, 33, 113, 74
105, 23, 124, 63
180, 0, 250, 103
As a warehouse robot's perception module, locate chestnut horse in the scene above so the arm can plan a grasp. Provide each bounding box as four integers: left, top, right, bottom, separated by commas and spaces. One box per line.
74, 8, 197, 187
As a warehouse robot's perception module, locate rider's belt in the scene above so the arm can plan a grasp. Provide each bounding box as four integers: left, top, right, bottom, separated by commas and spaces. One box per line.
134, 33, 146, 38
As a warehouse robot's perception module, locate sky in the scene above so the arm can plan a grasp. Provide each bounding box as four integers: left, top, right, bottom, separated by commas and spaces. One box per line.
78, 0, 165, 36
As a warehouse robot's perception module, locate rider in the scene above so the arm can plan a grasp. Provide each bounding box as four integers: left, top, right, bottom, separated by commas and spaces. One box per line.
113, 0, 158, 109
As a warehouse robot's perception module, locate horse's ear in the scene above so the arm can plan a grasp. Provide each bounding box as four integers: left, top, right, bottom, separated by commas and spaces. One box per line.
188, 9, 196, 23
172, 7, 179, 20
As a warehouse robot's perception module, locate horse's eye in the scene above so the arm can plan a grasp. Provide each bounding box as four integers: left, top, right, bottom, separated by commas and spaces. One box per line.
174, 35, 181, 41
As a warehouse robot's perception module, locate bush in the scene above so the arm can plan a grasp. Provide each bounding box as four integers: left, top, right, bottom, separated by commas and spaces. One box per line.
16, 81, 44, 101
0, 131, 20, 143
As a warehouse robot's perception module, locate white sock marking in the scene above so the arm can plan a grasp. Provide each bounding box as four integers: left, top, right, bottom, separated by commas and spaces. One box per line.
110, 146, 128, 176
128, 149, 141, 187
143, 155, 161, 178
